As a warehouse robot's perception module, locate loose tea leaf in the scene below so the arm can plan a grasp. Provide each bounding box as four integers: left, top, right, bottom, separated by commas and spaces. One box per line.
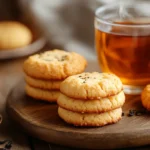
5, 140, 12, 149
0, 140, 12, 150
128, 109, 147, 117
128, 110, 136, 117
0, 140, 8, 145
136, 112, 143, 116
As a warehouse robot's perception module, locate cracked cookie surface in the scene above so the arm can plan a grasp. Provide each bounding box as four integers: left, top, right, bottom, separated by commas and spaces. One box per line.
23, 49, 87, 80
60, 72, 123, 99
141, 85, 150, 110
58, 107, 122, 126
25, 84, 60, 102
57, 91, 125, 113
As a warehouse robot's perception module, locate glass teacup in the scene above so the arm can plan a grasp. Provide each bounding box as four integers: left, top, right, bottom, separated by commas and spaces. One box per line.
95, 2, 150, 94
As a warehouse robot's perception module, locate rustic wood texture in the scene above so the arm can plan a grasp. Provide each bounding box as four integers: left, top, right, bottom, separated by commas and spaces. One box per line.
6, 80, 150, 150
1, 57, 150, 150
0, 57, 31, 150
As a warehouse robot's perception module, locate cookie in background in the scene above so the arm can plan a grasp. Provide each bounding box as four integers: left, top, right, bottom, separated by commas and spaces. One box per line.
0, 21, 32, 50
23, 49, 87, 102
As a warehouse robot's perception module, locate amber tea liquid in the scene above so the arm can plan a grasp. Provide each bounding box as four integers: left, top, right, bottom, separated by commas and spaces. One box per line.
95, 21, 150, 89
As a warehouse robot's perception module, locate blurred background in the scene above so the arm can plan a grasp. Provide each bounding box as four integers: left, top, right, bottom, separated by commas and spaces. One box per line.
0, 0, 146, 60
0, 0, 121, 60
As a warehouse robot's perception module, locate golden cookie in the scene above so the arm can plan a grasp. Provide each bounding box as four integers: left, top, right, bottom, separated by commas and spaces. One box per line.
23, 50, 87, 80
58, 107, 122, 126
57, 91, 125, 113
25, 75, 62, 90
0, 21, 32, 49
60, 72, 123, 99
25, 84, 60, 102
141, 85, 150, 110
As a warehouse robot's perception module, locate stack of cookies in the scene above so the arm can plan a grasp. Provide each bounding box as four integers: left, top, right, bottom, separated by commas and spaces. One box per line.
58, 72, 125, 126
23, 49, 87, 102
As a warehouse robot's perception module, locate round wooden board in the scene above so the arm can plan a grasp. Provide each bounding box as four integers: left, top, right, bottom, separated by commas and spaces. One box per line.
6, 81, 150, 149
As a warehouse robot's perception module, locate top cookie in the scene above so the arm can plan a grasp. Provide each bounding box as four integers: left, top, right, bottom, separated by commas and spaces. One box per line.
0, 21, 32, 49
23, 50, 87, 80
60, 72, 123, 99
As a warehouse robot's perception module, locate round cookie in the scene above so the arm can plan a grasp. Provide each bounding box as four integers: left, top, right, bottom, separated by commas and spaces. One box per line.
25, 75, 62, 90
141, 85, 150, 110
60, 72, 123, 99
25, 84, 60, 102
58, 107, 122, 127
57, 91, 125, 113
23, 50, 87, 80
0, 21, 32, 49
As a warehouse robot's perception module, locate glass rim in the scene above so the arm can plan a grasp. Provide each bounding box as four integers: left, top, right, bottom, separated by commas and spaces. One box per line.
95, 3, 150, 28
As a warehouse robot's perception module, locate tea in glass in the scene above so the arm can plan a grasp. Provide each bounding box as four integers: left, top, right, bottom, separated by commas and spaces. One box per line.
95, 2, 150, 94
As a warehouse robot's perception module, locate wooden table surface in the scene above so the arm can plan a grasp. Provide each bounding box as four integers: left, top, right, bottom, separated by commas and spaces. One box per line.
0, 55, 150, 150
0, 56, 65, 150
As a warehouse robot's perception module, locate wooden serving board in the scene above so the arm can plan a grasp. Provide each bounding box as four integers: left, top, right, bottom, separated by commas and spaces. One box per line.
6, 81, 150, 149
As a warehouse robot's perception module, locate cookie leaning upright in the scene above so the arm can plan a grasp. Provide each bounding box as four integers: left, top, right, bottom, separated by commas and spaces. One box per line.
23, 50, 87, 80
58, 72, 125, 127
23, 49, 87, 102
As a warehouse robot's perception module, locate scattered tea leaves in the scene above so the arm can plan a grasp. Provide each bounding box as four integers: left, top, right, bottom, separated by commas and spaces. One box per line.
127, 109, 147, 117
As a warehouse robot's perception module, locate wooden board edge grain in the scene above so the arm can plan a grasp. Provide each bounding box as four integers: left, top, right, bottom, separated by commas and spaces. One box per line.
6, 100, 150, 149
6, 83, 150, 150
0, 114, 2, 124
